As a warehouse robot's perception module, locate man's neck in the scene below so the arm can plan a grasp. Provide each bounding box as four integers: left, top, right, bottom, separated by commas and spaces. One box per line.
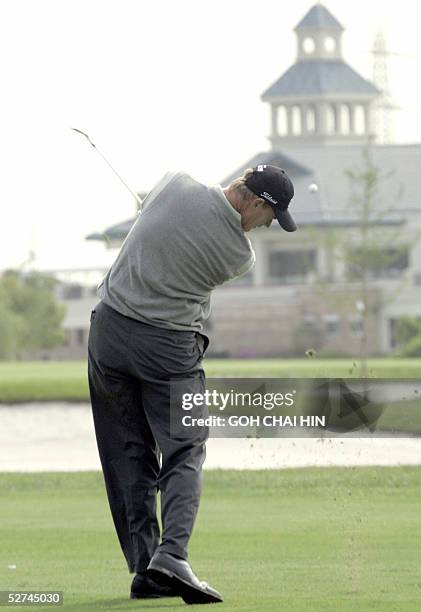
222, 187, 240, 213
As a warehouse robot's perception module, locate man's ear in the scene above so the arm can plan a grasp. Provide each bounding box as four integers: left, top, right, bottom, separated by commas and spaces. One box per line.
253, 197, 266, 208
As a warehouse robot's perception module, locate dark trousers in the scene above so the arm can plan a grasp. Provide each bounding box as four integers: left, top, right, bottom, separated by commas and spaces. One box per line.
88, 301, 209, 573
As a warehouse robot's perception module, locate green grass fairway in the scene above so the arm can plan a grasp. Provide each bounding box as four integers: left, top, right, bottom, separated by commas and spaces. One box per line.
205, 358, 421, 379
0, 358, 420, 403
1, 468, 421, 610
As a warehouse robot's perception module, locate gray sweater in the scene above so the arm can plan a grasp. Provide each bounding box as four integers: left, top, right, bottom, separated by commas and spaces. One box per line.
97, 171, 255, 332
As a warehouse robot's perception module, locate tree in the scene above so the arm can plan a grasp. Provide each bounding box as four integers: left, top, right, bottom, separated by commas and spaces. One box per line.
311, 146, 415, 374
0, 270, 66, 359
343, 148, 408, 373
393, 316, 421, 357
0, 299, 22, 359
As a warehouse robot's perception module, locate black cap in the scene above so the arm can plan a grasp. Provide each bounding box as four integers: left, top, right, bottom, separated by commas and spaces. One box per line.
244, 164, 297, 232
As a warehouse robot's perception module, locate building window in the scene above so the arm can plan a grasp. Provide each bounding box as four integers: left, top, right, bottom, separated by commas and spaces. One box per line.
324, 314, 340, 337
349, 316, 364, 337
324, 36, 336, 52
302, 37, 315, 54
268, 249, 316, 284
230, 271, 254, 286
303, 314, 317, 331
76, 329, 85, 345
62, 284, 83, 299
354, 105, 365, 134
306, 106, 316, 132
389, 319, 398, 349
339, 104, 351, 134
303, 314, 316, 325
347, 247, 409, 280
63, 330, 72, 347
291, 106, 302, 135
326, 104, 335, 133
278, 106, 287, 135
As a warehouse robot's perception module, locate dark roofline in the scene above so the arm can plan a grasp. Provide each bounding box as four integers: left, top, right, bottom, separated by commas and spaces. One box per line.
86, 213, 405, 244
221, 151, 312, 185
86, 217, 137, 242
86, 232, 106, 241
297, 217, 405, 228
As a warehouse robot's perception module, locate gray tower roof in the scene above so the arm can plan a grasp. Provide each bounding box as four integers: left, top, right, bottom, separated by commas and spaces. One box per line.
295, 3, 344, 30
262, 60, 380, 98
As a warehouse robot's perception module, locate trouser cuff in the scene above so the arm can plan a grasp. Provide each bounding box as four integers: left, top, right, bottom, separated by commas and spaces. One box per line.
157, 543, 188, 561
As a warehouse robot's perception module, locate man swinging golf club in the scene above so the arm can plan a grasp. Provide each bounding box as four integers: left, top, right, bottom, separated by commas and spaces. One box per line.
88, 163, 297, 604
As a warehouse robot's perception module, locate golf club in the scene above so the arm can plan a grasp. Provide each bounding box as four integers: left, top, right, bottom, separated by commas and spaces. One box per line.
71, 127, 144, 209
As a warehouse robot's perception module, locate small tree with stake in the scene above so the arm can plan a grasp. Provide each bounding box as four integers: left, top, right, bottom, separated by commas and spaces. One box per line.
342, 147, 410, 375
311, 146, 414, 376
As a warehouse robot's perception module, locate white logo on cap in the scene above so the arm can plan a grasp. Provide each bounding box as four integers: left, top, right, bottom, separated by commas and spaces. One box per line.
261, 191, 278, 205
257, 165, 267, 172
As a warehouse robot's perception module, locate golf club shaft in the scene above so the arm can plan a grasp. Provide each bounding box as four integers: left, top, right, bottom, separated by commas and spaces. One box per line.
72, 128, 144, 209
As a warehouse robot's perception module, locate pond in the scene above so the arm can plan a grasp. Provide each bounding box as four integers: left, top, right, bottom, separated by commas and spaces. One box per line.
1, 403, 421, 472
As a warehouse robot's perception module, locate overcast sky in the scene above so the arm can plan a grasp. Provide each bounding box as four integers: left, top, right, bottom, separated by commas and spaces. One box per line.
1, 0, 420, 273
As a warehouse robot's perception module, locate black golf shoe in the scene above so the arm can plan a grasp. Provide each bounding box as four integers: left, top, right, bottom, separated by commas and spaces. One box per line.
147, 550, 223, 605
130, 570, 179, 599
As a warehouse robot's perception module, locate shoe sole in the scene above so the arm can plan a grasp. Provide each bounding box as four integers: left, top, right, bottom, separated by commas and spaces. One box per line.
130, 591, 167, 599
130, 590, 179, 599
147, 565, 223, 605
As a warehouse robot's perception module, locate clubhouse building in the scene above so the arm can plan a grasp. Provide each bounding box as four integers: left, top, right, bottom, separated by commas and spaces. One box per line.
51, 4, 421, 359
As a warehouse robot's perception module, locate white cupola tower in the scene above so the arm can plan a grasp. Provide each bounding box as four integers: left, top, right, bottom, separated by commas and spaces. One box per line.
295, 2, 344, 61
262, 3, 380, 147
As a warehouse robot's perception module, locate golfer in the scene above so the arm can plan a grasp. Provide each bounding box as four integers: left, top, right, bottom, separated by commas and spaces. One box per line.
88, 164, 296, 604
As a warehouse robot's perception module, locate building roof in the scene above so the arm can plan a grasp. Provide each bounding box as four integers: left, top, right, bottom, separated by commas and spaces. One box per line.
219, 144, 421, 227
222, 151, 312, 184
221, 151, 324, 227
295, 3, 344, 31
86, 217, 137, 242
262, 60, 380, 99
280, 143, 421, 219
87, 143, 419, 242
220, 148, 409, 228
